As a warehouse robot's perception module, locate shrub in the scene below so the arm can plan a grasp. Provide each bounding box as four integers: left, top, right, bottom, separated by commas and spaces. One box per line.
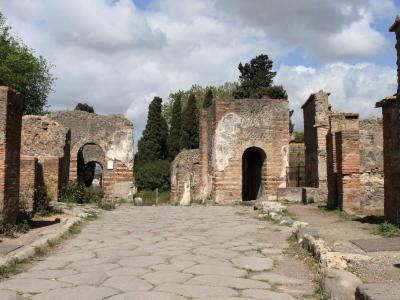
60, 181, 103, 204
35, 186, 52, 212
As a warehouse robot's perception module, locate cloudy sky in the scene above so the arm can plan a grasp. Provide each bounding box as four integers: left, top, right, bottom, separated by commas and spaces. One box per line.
0, 0, 399, 144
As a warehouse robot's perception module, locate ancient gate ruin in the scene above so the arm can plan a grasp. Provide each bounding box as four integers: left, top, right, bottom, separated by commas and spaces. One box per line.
50, 111, 135, 200
171, 98, 290, 205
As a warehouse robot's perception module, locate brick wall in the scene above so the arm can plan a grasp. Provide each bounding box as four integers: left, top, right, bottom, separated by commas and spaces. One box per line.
19, 155, 37, 210
0, 87, 23, 225
336, 130, 361, 213
43, 156, 60, 201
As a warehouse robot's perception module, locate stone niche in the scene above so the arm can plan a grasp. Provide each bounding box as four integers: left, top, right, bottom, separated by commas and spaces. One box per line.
0, 87, 23, 225
50, 111, 135, 200
20, 115, 71, 204
171, 97, 290, 205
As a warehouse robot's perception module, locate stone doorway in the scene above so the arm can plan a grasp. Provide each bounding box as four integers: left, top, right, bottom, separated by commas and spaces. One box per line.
77, 143, 105, 193
242, 147, 266, 201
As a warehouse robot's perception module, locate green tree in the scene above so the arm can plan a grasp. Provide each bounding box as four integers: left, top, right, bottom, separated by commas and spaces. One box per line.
168, 94, 182, 160
234, 54, 277, 99
135, 160, 170, 191
137, 96, 169, 162
75, 102, 94, 113
180, 93, 199, 149
0, 12, 55, 115
203, 89, 213, 108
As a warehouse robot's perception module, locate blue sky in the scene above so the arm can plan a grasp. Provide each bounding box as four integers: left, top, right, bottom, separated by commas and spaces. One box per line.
0, 0, 398, 143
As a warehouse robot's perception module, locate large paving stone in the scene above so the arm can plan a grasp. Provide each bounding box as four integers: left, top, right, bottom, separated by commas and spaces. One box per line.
250, 272, 305, 284
356, 283, 400, 300
142, 270, 192, 285
321, 269, 362, 300
155, 283, 237, 298
108, 291, 186, 300
13, 269, 77, 279
231, 257, 274, 271
242, 289, 296, 300
31, 285, 118, 300
186, 274, 271, 289
58, 272, 108, 285
102, 275, 152, 292
0, 278, 70, 293
0, 290, 21, 300
183, 264, 247, 277
107, 267, 150, 276
119, 255, 165, 267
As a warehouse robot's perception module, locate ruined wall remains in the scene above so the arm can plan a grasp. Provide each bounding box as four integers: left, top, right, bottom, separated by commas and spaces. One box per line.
336, 130, 361, 213
20, 116, 71, 202
50, 111, 134, 200
359, 119, 384, 212
200, 98, 289, 204
0, 87, 23, 225
170, 149, 200, 205
326, 113, 359, 208
19, 156, 37, 210
302, 91, 330, 194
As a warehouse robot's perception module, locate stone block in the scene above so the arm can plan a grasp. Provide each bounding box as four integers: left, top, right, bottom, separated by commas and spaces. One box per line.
277, 187, 302, 203
321, 268, 361, 300
356, 283, 400, 300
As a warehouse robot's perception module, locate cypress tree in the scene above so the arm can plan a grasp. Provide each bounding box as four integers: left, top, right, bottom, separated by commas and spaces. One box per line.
137, 96, 169, 162
203, 89, 213, 108
168, 95, 182, 160
180, 93, 199, 149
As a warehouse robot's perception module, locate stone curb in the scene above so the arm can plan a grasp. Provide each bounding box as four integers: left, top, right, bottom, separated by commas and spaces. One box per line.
0, 216, 81, 269
257, 201, 363, 300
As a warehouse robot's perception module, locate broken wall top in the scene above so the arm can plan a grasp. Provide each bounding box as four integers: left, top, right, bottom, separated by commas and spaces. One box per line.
21, 115, 70, 160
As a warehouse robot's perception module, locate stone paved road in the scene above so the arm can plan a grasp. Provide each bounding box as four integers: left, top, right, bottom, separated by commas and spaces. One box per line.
0, 206, 314, 299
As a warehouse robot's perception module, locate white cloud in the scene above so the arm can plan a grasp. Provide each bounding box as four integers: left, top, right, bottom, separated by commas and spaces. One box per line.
0, 0, 397, 144
276, 63, 397, 131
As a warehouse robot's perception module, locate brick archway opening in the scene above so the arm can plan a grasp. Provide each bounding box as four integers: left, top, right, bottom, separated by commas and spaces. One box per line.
77, 143, 105, 193
242, 147, 266, 201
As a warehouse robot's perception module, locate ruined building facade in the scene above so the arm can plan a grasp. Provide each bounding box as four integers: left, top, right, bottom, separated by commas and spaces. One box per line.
50, 111, 135, 200
302, 90, 384, 213
375, 16, 400, 226
171, 98, 290, 205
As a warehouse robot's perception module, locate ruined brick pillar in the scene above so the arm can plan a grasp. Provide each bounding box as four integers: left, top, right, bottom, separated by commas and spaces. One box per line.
326, 113, 359, 209
43, 156, 60, 201
0, 87, 23, 225
302, 91, 330, 191
336, 130, 361, 213
19, 155, 38, 210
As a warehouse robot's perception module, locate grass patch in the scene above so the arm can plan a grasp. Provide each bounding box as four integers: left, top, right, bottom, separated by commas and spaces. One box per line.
286, 235, 323, 300
318, 206, 358, 221
376, 222, 400, 237
138, 190, 170, 206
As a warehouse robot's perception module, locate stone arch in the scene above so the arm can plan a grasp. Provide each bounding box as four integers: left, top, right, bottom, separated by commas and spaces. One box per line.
76, 143, 105, 192
242, 147, 267, 201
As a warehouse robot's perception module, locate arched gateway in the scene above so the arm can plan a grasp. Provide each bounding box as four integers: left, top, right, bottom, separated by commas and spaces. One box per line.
242, 147, 266, 201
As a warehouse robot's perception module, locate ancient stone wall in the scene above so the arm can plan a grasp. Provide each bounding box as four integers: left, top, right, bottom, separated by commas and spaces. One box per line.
170, 149, 200, 205
20, 116, 71, 202
302, 91, 330, 192
50, 111, 134, 200
359, 119, 384, 213
197, 98, 289, 204
0, 87, 23, 225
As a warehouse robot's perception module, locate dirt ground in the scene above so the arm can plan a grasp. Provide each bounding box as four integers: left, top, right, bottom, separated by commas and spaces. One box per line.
287, 204, 400, 283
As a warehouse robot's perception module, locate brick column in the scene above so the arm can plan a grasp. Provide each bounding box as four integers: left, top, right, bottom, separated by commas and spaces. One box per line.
19, 155, 37, 210
0, 87, 23, 225
336, 130, 361, 213
43, 156, 60, 201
